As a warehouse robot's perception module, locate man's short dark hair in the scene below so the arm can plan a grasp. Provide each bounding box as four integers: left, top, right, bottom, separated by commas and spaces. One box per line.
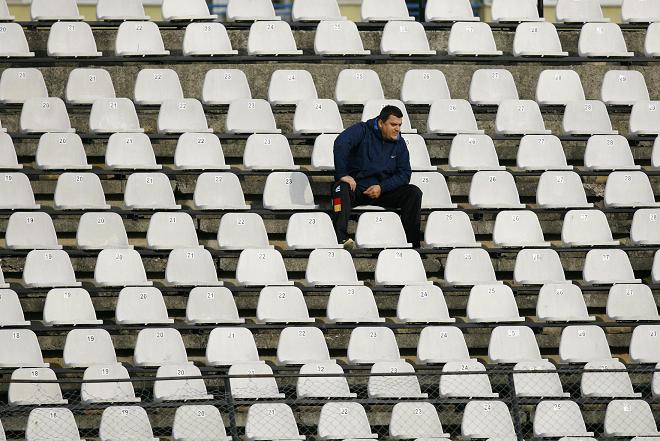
378, 105, 404, 122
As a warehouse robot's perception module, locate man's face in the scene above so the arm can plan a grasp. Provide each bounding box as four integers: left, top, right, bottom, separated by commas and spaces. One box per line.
378, 115, 403, 141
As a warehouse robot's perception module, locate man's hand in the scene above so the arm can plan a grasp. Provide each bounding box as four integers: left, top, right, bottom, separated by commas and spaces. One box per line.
363, 185, 382, 199
340, 175, 357, 192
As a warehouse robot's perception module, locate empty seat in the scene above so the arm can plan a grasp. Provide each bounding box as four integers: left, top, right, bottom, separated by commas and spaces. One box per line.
469, 171, 524, 208
245, 404, 304, 441
63, 328, 116, 367
445, 248, 498, 286
448, 22, 503, 56
556, 0, 608, 22
514, 22, 568, 56
226, 0, 278, 21
362, 99, 416, 133
318, 402, 377, 440
146, 212, 198, 250
124, 173, 180, 210
579, 23, 633, 57
0, 289, 29, 326
631, 208, 660, 244
583, 248, 641, 284
248, 21, 302, 55
402, 135, 435, 171
81, 364, 139, 403
425, 211, 481, 248
496, 100, 550, 135
563, 100, 616, 135
186, 287, 244, 325
467, 284, 523, 323
537, 171, 593, 208
315, 20, 370, 55
0, 23, 34, 57
297, 361, 355, 398
193, 173, 250, 210
31, 0, 82, 20
162, 0, 217, 21
134, 68, 183, 105
410, 172, 456, 209
0, 68, 47, 104
428, 99, 483, 134
0, 133, 21, 169
158, 99, 211, 134
493, 210, 549, 248
229, 362, 284, 399
356, 212, 410, 248
654, 363, 660, 397
602, 70, 649, 105
43, 288, 102, 326
514, 360, 570, 397
154, 364, 212, 401
559, 325, 613, 363
286, 212, 339, 249
327, 285, 383, 323
0, 0, 13, 20
173, 405, 230, 441
381, 21, 435, 55
489, 326, 542, 363
183, 22, 236, 56
36, 133, 90, 170
48, 22, 101, 57
517, 135, 572, 171
401, 69, 449, 105
362, 0, 412, 21
425, 0, 478, 21
417, 326, 471, 364
106, 133, 159, 170
492, 0, 543, 21
440, 360, 498, 398
268, 69, 317, 105
263, 171, 317, 210
21, 97, 73, 133
218, 213, 269, 250
646, 22, 660, 57
584, 135, 639, 170
582, 359, 640, 398
65, 68, 115, 104
277, 326, 330, 365
99, 407, 157, 441
134, 327, 188, 367
630, 324, 660, 363
375, 249, 428, 286
0, 265, 6, 288
369, 361, 427, 398
77, 212, 130, 250
94, 248, 151, 287
26, 408, 81, 441
97, 0, 149, 20
10, 368, 66, 405
537, 70, 586, 106
537, 283, 595, 322
202, 69, 250, 105
347, 326, 401, 364
469, 69, 518, 105
236, 248, 292, 286
256, 286, 314, 324
630, 101, 660, 135
562, 209, 618, 246
607, 283, 659, 321
115, 21, 170, 56
23, 250, 80, 288
226, 99, 280, 133
306, 248, 361, 286
54, 173, 110, 210
335, 69, 383, 105
116, 287, 173, 325
533, 401, 593, 437
462, 401, 517, 439
206, 327, 260, 366
449, 134, 504, 171
623, 0, 660, 22
174, 133, 229, 170
390, 401, 449, 438
514, 249, 567, 285
605, 171, 659, 208
89, 98, 143, 133
292, 0, 343, 21
0, 173, 38, 209
0, 329, 46, 368
294, 99, 344, 134
604, 400, 660, 436
6, 212, 60, 250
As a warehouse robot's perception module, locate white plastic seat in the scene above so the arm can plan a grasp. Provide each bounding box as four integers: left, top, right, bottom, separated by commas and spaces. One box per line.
469, 171, 524, 208
248, 21, 302, 55
0, 0, 13, 20
36, 133, 90, 170
65, 68, 115, 105
493, 210, 549, 247
294, 99, 344, 134
496, 100, 551, 135
20, 98, 73, 133
0, 68, 47, 104
286, 212, 339, 249
162, 0, 217, 21
154, 364, 212, 401
425, 211, 480, 248
9, 368, 67, 405
563, 100, 616, 135
537, 70, 585, 106
23, 250, 80, 288
229, 362, 284, 399
533, 401, 593, 437
124, 173, 181, 210
81, 364, 140, 403
0, 329, 46, 367
583, 249, 641, 284
489, 326, 543, 363
106, 133, 160, 170
623, 0, 660, 22
183, 22, 236, 56
306, 248, 361, 286
173, 405, 231, 441
646, 22, 660, 57
602, 70, 649, 105
631, 208, 660, 244
517, 135, 572, 171
0, 289, 29, 326
375, 249, 428, 286
630, 324, 660, 363
268, 69, 317, 105
225, 99, 280, 134
604, 171, 660, 208
277, 326, 330, 365
166, 248, 222, 287
63, 328, 116, 367
654, 363, 660, 396
236, 248, 292, 286
537, 171, 593, 208
335, 69, 383, 105
390, 402, 449, 439
193, 173, 250, 210
513, 360, 570, 397
256, 286, 313, 324
314, 20, 370, 55
89, 98, 143, 133
94, 248, 151, 287
54, 173, 110, 210
206, 327, 260, 366
347, 326, 401, 364
245, 404, 304, 441
6, 212, 60, 250
0, 172, 38, 209
77, 212, 130, 250
557, 0, 609, 22
559, 325, 613, 363
467, 284, 523, 323
469, 69, 519, 105
0, 133, 21, 169
97, 0, 149, 20
410, 172, 457, 209
449, 134, 504, 171
47, 22, 101, 57
174, 133, 229, 170
445, 248, 498, 286
43, 288, 102, 326
0, 23, 34, 57
440, 360, 498, 398
630, 101, 660, 135
362, 0, 413, 21
263, 171, 317, 210
401, 69, 450, 105
427, 99, 483, 134
318, 402, 378, 440
298, 361, 355, 398
146, 212, 198, 250
115, 21, 170, 56
461, 401, 517, 439
0, 264, 6, 288
186, 287, 244, 325
561, 210, 618, 246
401, 134, 435, 171
582, 359, 641, 398
134, 68, 183, 105
202, 69, 250, 105
218, 213, 269, 250
356, 212, 411, 248
99, 407, 157, 441
292, 0, 343, 21
448, 22, 503, 56
327, 285, 383, 323
537, 283, 595, 322
514, 22, 568, 56
362, 99, 416, 133
514, 249, 567, 285
369, 361, 427, 398
158, 99, 211, 134
425, 0, 478, 21
116, 287, 173, 325
226, 0, 279, 21
584, 135, 639, 170
604, 400, 660, 437
134, 327, 188, 367
26, 408, 82, 441
417, 326, 471, 364
492, 0, 543, 22
381, 21, 436, 55
30, 0, 82, 20
654, 138, 660, 169
579, 23, 633, 57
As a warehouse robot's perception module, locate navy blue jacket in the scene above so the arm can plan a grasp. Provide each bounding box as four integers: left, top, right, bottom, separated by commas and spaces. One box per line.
333, 118, 412, 193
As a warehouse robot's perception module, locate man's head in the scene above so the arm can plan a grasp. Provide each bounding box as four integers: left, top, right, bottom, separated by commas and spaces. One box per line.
377, 105, 404, 141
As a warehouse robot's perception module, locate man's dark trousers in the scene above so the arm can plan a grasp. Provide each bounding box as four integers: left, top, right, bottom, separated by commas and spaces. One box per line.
331, 181, 423, 248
